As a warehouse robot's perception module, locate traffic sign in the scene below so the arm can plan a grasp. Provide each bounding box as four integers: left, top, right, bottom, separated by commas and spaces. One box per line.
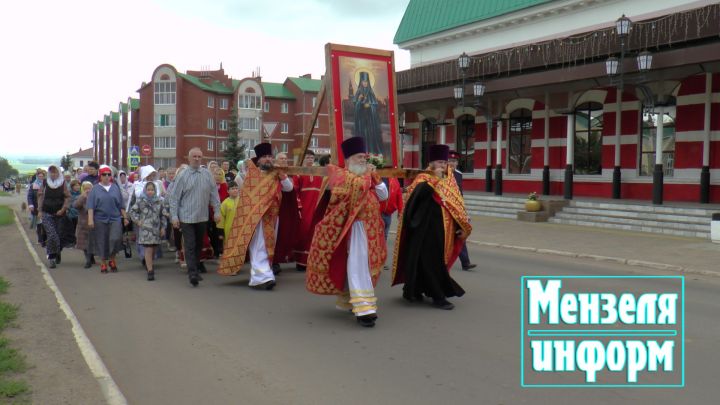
129, 146, 140, 156
129, 156, 140, 166
141, 144, 151, 156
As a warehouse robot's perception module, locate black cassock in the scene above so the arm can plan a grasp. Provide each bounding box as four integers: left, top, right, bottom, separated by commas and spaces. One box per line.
397, 182, 465, 301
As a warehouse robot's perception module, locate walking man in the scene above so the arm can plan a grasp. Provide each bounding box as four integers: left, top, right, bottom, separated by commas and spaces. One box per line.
169, 148, 221, 287
449, 150, 476, 271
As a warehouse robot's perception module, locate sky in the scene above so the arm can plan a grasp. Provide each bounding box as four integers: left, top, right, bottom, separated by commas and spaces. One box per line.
0, 0, 411, 158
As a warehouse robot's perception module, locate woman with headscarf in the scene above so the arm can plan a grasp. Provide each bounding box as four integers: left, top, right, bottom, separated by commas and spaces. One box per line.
74, 181, 95, 268
128, 182, 169, 281
117, 170, 134, 209
128, 165, 165, 265
88, 166, 126, 273
37, 165, 71, 268
27, 169, 47, 247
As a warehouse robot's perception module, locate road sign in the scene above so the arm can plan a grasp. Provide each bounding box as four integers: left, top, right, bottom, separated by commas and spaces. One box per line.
141, 144, 151, 156
129, 156, 140, 167
129, 146, 139, 156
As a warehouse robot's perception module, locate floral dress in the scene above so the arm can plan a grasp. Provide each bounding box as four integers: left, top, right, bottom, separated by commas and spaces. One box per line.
128, 197, 168, 246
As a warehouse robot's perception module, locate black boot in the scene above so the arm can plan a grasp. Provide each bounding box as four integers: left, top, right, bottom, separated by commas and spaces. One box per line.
147, 271, 155, 281
55, 251, 61, 264
83, 251, 92, 269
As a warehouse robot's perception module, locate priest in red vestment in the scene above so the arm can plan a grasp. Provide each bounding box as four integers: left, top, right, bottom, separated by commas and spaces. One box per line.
272, 152, 300, 274
293, 150, 324, 272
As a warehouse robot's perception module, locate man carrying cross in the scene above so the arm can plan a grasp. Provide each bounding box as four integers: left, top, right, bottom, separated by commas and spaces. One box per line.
217, 143, 293, 290
305, 136, 388, 327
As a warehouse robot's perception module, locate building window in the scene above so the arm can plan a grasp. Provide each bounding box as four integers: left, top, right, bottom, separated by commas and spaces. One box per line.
640, 103, 676, 177
219, 98, 229, 109
281, 102, 289, 113
240, 138, 257, 149
310, 137, 319, 148
455, 115, 475, 173
312, 97, 317, 108
219, 140, 227, 151
574, 102, 603, 175
281, 122, 289, 133
208, 140, 214, 151
208, 96, 214, 108
314, 118, 320, 129
154, 136, 176, 149
421, 118, 436, 168
219, 120, 228, 131
263, 101, 270, 112
508, 109, 532, 174
79, 160, 84, 167
154, 158, 176, 168
239, 118, 259, 131
154, 114, 176, 127
207, 118, 214, 130
239, 94, 261, 109
154, 81, 176, 105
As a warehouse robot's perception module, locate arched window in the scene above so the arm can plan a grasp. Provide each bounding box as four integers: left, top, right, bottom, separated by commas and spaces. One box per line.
455, 115, 475, 173
640, 100, 676, 176
421, 119, 436, 168
574, 102, 603, 174
509, 108, 532, 174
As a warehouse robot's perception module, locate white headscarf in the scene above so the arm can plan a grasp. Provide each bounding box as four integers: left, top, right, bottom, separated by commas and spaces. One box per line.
46, 165, 64, 189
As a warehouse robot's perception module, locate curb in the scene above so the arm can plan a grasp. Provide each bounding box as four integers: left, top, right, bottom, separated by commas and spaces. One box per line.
467, 239, 720, 278
13, 211, 128, 405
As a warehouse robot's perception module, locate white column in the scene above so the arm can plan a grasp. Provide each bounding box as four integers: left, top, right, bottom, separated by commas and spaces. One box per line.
615, 89, 622, 167
543, 93, 549, 166
496, 120, 503, 166
655, 106, 664, 165
703, 72, 712, 167
566, 114, 574, 166
439, 125, 446, 145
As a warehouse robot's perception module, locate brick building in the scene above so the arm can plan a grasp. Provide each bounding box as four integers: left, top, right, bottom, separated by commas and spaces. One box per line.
91, 65, 330, 170
395, 0, 720, 204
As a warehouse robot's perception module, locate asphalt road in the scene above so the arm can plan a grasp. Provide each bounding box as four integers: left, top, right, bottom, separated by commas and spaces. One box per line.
37, 236, 720, 405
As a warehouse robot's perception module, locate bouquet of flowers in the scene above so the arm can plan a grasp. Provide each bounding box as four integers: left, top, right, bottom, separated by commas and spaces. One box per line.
527, 191, 538, 201
367, 153, 385, 168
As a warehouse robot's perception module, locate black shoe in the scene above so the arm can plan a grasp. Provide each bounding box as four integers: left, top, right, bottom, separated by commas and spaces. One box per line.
198, 263, 208, 273
272, 264, 281, 275
83, 261, 92, 269
55, 252, 61, 264
295, 264, 306, 272
462, 264, 477, 271
91, 256, 96, 265
356, 315, 376, 327
189, 275, 199, 287
251, 280, 276, 290
432, 298, 455, 310
147, 271, 155, 281
48, 259, 56, 269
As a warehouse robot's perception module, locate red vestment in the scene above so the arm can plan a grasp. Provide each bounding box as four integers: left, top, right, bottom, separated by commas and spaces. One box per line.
273, 188, 300, 264
293, 174, 323, 266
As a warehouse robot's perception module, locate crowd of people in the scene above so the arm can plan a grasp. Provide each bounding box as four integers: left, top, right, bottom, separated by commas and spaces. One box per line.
26, 137, 476, 327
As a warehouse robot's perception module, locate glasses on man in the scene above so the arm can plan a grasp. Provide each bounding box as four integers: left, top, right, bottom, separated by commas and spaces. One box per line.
101, 173, 112, 177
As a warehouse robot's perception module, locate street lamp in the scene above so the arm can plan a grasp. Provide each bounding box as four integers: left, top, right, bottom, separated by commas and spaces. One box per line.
636, 51, 653, 71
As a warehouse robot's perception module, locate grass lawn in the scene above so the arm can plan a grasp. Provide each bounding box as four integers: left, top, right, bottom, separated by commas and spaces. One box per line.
0, 276, 29, 402
0, 206, 12, 226
0, 192, 11, 197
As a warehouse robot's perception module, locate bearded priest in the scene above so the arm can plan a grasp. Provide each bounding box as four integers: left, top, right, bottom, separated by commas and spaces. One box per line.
391, 144, 472, 310
306, 136, 388, 327
217, 143, 293, 290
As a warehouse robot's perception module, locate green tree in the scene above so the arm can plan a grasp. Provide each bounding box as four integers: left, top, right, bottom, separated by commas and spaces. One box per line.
223, 106, 246, 169
0, 157, 19, 180
59, 153, 73, 172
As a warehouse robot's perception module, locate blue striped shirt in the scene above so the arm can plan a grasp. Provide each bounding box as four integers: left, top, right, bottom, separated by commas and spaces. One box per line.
169, 166, 221, 223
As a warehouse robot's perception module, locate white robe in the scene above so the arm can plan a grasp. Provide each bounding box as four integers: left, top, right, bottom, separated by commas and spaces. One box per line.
337, 182, 388, 316
248, 176, 293, 286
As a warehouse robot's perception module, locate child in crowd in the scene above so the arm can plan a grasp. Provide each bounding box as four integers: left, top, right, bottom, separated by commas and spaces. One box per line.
217, 183, 240, 245
128, 182, 169, 281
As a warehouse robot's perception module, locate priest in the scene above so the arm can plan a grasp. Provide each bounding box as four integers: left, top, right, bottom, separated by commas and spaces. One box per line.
218, 143, 293, 290
391, 144, 472, 310
306, 137, 388, 327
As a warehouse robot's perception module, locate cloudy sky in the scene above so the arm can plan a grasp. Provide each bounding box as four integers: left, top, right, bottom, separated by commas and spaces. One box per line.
0, 0, 411, 158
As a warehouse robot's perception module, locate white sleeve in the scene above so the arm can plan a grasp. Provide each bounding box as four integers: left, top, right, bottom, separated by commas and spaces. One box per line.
374, 182, 388, 201
280, 176, 293, 192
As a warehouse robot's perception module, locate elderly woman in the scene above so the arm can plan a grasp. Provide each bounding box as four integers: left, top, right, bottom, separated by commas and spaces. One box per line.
74, 181, 95, 268
88, 166, 126, 273
27, 169, 47, 247
37, 165, 71, 268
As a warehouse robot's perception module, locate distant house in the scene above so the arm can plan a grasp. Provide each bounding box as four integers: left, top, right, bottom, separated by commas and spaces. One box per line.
69, 147, 93, 169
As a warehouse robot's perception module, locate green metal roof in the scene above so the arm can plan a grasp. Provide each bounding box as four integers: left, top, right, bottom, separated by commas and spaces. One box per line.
287, 77, 322, 93
104, 115, 110, 124
119, 102, 128, 113
394, 0, 554, 44
177, 73, 235, 94
111, 112, 119, 121
262, 82, 296, 99
129, 98, 140, 110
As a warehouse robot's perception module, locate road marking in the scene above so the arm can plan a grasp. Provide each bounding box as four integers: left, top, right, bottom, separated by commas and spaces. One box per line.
13, 211, 127, 405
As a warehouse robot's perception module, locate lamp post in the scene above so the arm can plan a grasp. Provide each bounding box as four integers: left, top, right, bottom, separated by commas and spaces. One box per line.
607, 14, 631, 199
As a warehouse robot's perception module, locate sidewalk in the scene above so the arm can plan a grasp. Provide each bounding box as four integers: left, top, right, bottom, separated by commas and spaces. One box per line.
464, 214, 720, 276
